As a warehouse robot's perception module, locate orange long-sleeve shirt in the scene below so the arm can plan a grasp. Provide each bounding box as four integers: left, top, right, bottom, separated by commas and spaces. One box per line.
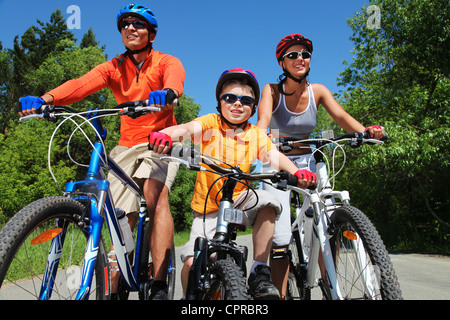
47, 50, 186, 147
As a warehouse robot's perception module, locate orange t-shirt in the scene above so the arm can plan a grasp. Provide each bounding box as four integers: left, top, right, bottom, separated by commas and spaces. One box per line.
47, 50, 185, 147
190, 114, 276, 214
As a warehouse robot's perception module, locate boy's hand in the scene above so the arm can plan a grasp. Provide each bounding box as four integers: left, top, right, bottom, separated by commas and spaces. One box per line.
294, 169, 316, 189
148, 132, 172, 154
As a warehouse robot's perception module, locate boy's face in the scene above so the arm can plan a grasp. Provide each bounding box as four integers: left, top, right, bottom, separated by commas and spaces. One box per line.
219, 83, 255, 127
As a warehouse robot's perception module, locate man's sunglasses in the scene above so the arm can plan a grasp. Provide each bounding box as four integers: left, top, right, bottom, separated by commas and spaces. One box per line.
220, 93, 255, 106
120, 20, 148, 30
283, 51, 312, 60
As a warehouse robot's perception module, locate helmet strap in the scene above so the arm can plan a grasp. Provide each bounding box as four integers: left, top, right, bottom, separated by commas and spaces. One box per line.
118, 43, 152, 67
282, 68, 310, 84
126, 42, 152, 55
216, 105, 253, 128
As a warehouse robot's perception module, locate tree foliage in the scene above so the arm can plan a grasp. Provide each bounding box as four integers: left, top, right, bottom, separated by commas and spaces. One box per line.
0, 10, 200, 231
335, 0, 449, 252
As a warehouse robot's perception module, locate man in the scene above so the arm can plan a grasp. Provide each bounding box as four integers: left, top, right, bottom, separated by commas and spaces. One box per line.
19, 3, 186, 299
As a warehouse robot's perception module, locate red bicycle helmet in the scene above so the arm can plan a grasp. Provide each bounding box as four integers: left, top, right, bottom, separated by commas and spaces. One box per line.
276, 34, 313, 61
216, 68, 260, 105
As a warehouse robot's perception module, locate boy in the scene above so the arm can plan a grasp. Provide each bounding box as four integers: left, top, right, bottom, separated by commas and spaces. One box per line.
149, 68, 316, 299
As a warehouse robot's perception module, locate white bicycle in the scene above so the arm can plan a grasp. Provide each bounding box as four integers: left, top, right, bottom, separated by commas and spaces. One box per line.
272, 131, 403, 300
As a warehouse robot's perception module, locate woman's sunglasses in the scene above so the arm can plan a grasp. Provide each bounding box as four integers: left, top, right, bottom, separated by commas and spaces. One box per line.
220, 93, 255, 106
283, 51, 312, 60
120, 20, 148, 30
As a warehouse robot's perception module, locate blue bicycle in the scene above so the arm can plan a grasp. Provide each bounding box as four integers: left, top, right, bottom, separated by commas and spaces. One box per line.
0, 101, 176, 300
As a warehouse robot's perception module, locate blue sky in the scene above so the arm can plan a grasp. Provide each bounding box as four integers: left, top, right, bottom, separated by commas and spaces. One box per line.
0, 0, 372, 121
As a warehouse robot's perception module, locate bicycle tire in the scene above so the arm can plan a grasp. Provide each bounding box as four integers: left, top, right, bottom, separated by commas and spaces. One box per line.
287, 230, 311, 300
202, 259, 249, 300
0, 196, 110, 300
329, 206, 403, 300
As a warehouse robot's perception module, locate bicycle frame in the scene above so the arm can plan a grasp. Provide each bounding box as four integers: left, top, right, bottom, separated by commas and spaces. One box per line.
288, 183, 344, 299
37, 112, 150, 300
186, 172, 249, 299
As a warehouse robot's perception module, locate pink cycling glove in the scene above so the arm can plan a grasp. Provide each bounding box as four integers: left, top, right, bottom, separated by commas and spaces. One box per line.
294, 170, 317, 183
148, 132, 172, 149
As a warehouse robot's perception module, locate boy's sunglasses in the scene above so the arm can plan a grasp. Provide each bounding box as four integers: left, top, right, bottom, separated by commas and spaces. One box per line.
283, 51, 312, 60
120, 20, 148, 30
220, 93, 255, 106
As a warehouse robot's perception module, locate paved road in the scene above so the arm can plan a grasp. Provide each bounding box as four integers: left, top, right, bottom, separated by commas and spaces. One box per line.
2, 234, 448, 300
173, 234, 450, 300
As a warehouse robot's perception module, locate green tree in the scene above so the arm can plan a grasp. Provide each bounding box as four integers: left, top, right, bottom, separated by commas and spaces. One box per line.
80, 27, 107, 54
0, 10, 201, 233
336, 0, 449, 252
0, 41, 114, 222
0, 43, 14, 134
0, 11, 116, 223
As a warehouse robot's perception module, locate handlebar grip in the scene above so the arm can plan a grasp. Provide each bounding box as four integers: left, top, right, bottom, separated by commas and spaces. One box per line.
16, 99, 44, 113
271, 170, 297, 186
286, 172, 298, 186
170, 145, 193, 158
140, 98, 178, 107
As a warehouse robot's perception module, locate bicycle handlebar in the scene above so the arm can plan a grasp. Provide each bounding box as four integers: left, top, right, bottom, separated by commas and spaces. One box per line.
18, 98, 178, 122
157, 145, 301, 190
277, 130, 388, 152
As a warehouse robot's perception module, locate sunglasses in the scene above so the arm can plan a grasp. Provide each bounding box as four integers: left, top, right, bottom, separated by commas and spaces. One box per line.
220, 93, 255, 106
283, 51, 312, 60
120, 20, 148, 30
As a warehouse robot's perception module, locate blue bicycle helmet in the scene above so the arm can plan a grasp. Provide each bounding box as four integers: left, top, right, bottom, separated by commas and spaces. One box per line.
117, 4, 158, 34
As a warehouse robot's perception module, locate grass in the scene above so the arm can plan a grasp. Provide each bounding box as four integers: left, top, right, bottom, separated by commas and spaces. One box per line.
3, 220, 252, 284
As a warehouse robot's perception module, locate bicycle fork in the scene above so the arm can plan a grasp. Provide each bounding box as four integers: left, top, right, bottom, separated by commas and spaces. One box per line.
308, 193, 343, 300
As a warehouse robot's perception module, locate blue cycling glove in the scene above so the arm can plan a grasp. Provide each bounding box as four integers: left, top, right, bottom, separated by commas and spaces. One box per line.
148, 90, 166, 106
19, 96, 45, 112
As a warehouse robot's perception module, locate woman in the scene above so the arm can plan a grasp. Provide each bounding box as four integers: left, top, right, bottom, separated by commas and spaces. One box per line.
256, 33, 385, 299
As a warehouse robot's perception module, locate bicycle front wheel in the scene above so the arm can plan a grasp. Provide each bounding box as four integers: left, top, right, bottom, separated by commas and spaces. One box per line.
0, 196, 110, 300
287, 230, 311, 300
202, 259, 249, 300
329, 206, 402, 300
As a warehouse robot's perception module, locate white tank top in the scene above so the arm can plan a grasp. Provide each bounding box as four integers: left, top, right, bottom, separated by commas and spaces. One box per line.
269, 83, 317, 138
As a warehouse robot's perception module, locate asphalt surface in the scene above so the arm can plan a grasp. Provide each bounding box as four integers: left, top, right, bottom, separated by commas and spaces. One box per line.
1, 234, 448, 300
173, 234, 450, 300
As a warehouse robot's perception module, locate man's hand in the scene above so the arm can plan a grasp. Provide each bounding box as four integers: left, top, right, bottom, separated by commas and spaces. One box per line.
18, 96, 45, 116
148, 89, 178, 111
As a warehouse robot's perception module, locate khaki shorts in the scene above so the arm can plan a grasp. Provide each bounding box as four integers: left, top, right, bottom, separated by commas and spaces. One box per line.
108, 143, 179, 214
180, 189, 281, 262
262, 154, 316, 247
